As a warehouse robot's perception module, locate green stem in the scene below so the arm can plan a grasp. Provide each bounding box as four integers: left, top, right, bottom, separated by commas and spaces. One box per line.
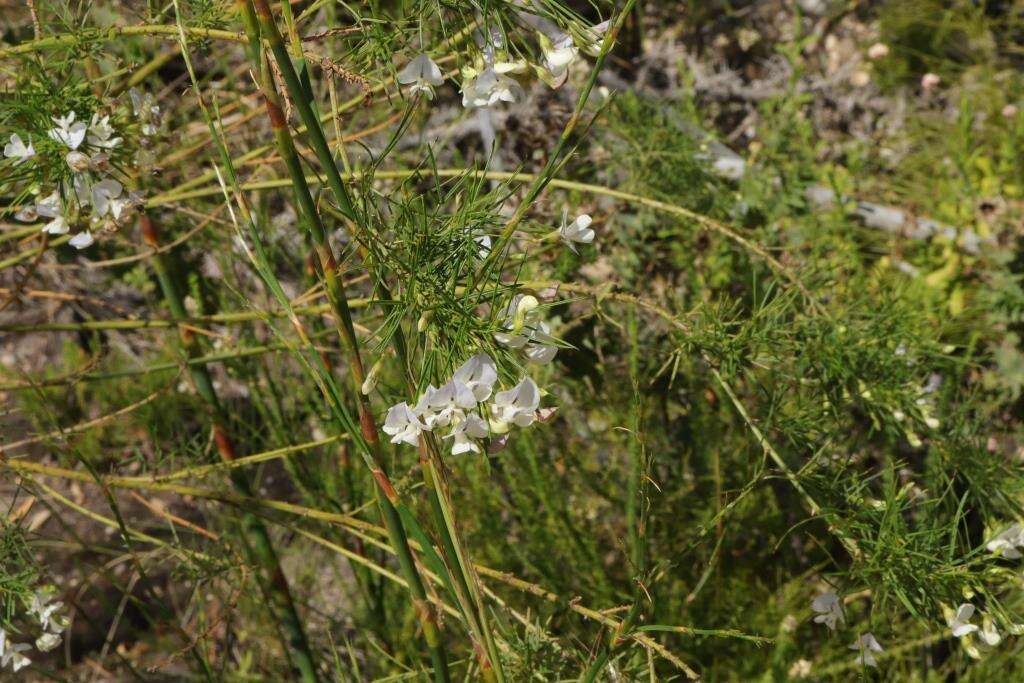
139, 213, 320, 682
238, 4, 451, 679
249, 0, 359, 223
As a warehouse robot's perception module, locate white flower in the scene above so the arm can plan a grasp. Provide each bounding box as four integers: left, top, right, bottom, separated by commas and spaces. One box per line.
34, 192, 69, 235
541, 32, 578, 86
90, 179, 124, 219
35, 632, 61, 652
48, 112, 87, 150
811, 591, 844, 631
382, 402, 425, 447
69, 231, 95, 249
130, 89, 161, 136
986, 524, 1024, 559
415, 380, 477, 429
87, 114, 122, 149
0, 628, 31, 673
461, 67, 521, 108
559, 209, 595, 251
849, 633, 883, 667
453, 354, 498, 402
445, 413, 489, 455
949, 603, 980, 638
4, 133, 35, 164
398, 54, 445, 100
2, 644, 31, 673
980, 616, 1001, 646
494, 294, 540, 347
493, 296, 560, 364
524, 321, 558, 364
29, 590, 65, 632
42, 215, 69, 235
491, 377, 541, 430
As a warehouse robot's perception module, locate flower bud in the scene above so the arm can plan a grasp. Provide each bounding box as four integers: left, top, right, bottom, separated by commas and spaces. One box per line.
511, 295, 539, 332
65, 150, 90, 172
361, 357, 385, 395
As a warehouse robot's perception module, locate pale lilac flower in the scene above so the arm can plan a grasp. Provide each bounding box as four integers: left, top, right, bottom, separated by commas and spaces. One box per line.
811, 591, 844, 630
130, 89, 161, 136
559, 209, 595, 251
1002, 104, 1019, 119
986, 524, 1024, 559
14, 206, 38, 222
48, 112, 87, 150
4, 133, 35, 164
69, 231, 95, 249
29, 590, 64, 632
398, 54, 445, 99
35, 192, 69, 235
849, 633, 883, 667
578, 20, 610, 57
416, 380, 478, 429
90, 179, 124, 219
491, 377, 540, 430
462, 67, 521, 108
445, 413, 490, 455
541, 32, 578, 86
453, 354, 498, 402
87, 113, 122, 149
2, 644, 31, 673
383, 402, 426, 446
474, 234, 492, 259
921, 72, 941, 90
524, 321, 558, 364
949, 603, 979, 638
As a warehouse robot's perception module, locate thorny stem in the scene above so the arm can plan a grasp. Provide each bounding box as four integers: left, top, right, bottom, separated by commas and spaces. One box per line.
237, 2, 452, 678
138, 213, 320, 682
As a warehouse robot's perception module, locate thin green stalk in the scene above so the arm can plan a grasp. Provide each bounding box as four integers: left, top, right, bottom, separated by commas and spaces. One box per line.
139, 212, 320, 682
245, 1, 506, 671
238, 4, 451, 679
249, 0, 360, 223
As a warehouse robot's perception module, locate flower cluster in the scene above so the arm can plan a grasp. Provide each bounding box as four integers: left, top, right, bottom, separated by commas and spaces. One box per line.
4, 89, 160, 250
394, 19, 608, 107
0, 587, 69, 674
383, 353, 545, 455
